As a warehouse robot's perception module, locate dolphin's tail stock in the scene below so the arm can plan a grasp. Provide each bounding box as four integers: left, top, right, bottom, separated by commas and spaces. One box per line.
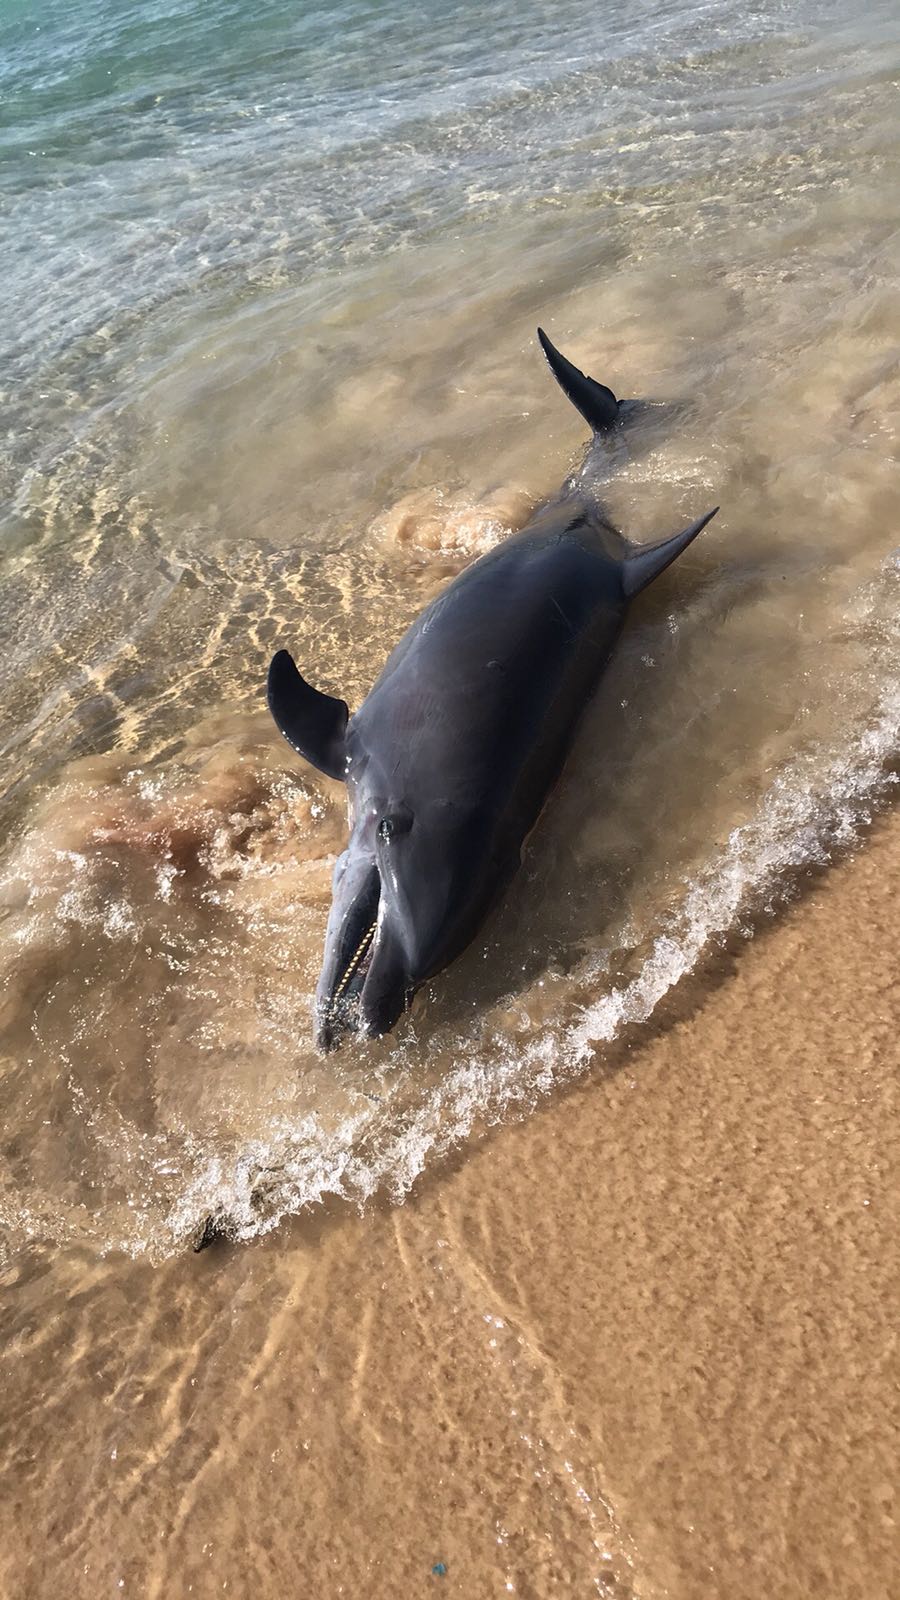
537, 326, 719, 593
537, 326, 621, 433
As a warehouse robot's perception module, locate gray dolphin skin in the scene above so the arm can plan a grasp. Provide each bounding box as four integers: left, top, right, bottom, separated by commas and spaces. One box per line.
268, 330, 719, 1048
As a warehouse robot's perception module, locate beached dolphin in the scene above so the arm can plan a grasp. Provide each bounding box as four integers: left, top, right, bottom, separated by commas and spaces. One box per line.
268, 330, 718, 1048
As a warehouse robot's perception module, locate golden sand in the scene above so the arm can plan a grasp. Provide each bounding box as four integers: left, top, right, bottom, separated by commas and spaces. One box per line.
3, 816, 897, 1600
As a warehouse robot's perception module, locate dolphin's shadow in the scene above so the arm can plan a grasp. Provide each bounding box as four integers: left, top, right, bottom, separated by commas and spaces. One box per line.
416, 550, 777, 1036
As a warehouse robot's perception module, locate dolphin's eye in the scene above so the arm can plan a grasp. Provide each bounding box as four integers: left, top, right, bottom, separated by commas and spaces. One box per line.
377, 807, 412, 843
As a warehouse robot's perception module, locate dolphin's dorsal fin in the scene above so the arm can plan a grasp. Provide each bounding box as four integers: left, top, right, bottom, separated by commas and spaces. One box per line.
622, 507, 719, 598
267, 650, 349, 781
537, 327, 621, 433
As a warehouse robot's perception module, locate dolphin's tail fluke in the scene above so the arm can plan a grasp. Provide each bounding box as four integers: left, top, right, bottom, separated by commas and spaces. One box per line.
537, 327, 621, 433
622, 507, 719, 598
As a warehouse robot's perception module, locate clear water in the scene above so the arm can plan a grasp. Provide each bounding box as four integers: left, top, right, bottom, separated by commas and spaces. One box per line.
1, 0, 899, 1257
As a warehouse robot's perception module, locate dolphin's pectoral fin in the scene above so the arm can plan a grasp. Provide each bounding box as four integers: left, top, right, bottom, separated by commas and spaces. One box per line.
622, 507, 719, 599
267, 649, 349, 781
537, 327, 621, 433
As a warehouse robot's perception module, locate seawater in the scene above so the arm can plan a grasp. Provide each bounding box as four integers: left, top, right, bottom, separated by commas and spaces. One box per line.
1, 0, 899, 1256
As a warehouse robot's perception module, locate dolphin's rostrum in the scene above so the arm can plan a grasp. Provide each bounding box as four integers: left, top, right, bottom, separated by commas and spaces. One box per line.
268, 330, 719, 1048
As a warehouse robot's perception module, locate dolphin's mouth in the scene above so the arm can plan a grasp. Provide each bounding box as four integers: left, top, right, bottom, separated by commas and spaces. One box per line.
316, 863, 382, 1049
334, 915, 378, 1002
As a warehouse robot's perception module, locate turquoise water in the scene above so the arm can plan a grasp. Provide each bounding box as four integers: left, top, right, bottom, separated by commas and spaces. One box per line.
3, 0, 893, 514
1, 0, 899, 1255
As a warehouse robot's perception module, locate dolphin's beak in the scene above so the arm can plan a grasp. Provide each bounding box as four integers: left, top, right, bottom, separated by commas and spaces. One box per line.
358, 920, 412, 1041
314, 849, 414, 1049
314, 856, 382, 1050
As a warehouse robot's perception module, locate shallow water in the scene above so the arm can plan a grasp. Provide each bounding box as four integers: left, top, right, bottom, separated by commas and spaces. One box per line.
2, 0, 898, 1258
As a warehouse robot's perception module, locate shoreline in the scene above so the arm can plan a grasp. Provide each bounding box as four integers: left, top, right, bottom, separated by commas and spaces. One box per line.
3, 813, 898, 1599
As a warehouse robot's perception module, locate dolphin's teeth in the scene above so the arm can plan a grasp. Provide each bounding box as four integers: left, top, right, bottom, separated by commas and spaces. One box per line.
333, 919, 377, 1002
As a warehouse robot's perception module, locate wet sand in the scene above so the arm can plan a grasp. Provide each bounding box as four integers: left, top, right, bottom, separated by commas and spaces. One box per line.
3, 811, 897, 1600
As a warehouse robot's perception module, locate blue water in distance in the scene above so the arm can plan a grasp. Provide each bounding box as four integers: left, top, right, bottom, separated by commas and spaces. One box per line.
2, 0, 884, 445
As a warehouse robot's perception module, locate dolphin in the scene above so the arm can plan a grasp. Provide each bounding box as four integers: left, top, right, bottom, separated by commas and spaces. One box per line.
268, 329, 718, 1048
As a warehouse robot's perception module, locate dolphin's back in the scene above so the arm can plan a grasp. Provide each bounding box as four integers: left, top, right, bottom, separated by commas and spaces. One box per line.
349, 496, 626, 840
